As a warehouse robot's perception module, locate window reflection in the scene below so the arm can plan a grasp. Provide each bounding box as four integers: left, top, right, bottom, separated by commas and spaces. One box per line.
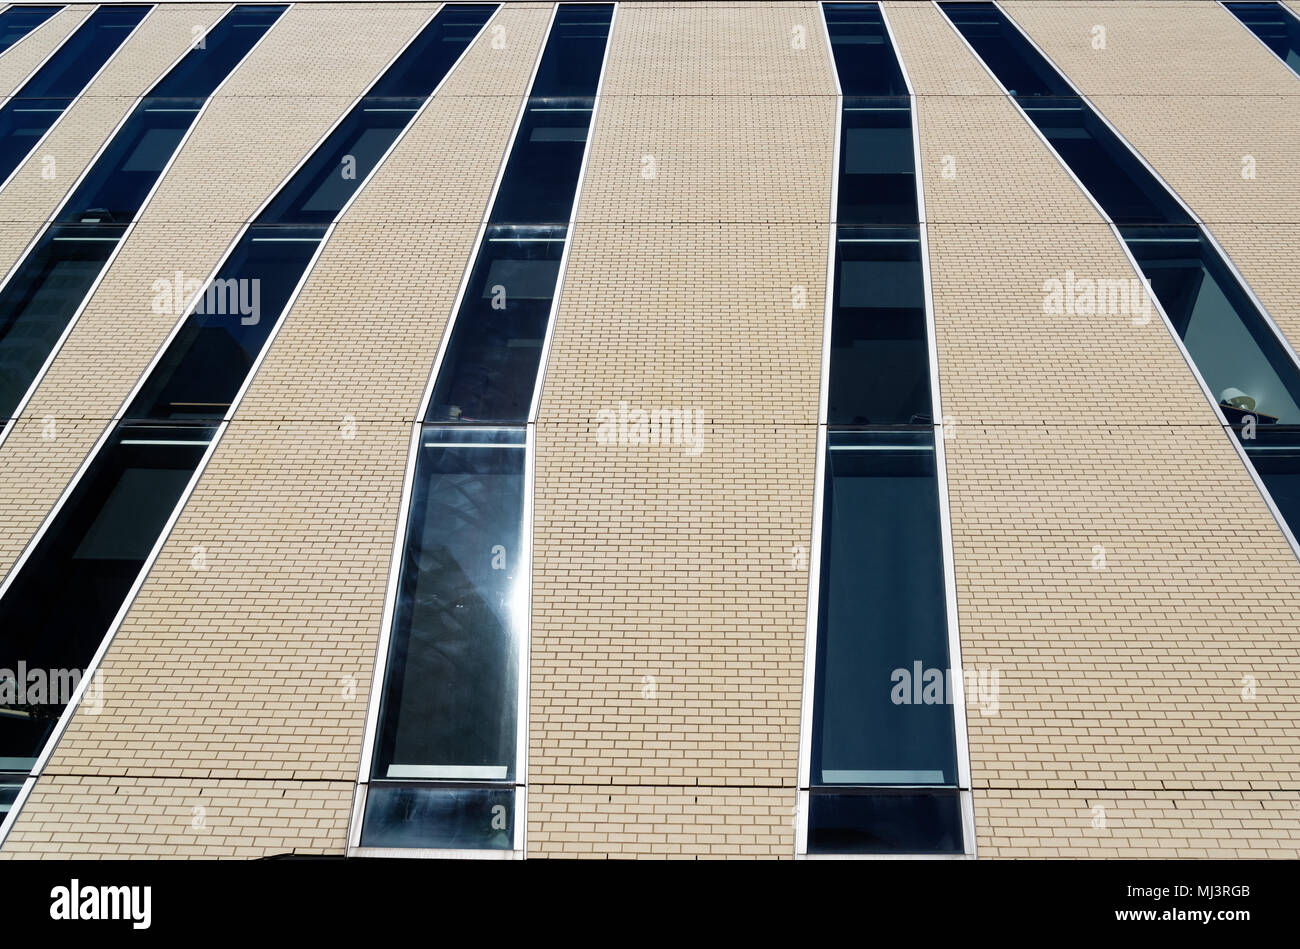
372, 427, 526, 783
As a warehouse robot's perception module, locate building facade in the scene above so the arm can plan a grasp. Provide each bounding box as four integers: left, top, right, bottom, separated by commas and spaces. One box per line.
0, 0, 1297, 858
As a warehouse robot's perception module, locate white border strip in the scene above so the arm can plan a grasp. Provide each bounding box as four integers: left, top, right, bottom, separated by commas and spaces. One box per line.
935, 0, 1300, 563
0, 4, 69, 67
350, 1, 558, 858
1218, 0, 1300, 78
796, 1, 975, 861
0, 4, 132, 196
350, 0, 618, 861
0, 0, 500, 851
0, 2, 223, 450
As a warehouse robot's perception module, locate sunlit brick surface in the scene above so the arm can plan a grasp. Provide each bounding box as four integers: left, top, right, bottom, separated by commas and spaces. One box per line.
2, 1, 1298, 859
890, 0, 1300, 856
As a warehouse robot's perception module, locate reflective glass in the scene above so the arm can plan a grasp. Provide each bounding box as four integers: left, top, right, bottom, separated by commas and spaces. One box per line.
829, 229, 930, 425
807, 790, 963, 854
811, 430, 958, 788
0, 224, 122, 417
0, 5, 286, 420
838, 98, 917, 226
940, 1, 1073, 97
0, 4, 494, 783
125, 225, 324, 421
0, 6, 59, 56
0, 422, 217, 762
371, 426, 526, 783
824, 2, 908, 95
360, 785, 514, 850
257, 4, 498, 225
1125, 227, 1300, 426
426, 225, 564, 424
0, 6, 150, 185
1226, 2, 1300, 75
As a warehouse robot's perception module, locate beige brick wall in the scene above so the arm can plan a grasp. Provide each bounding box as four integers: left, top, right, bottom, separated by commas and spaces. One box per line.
0, 5, 92, 98
1, 3, 551, 859
1001, 1, 1300, 371
526, 1, 834, 858
888, 0, 1300, 856
0, 5, 230, 271
0, 3, 442, 578
4, 1, 1298, 861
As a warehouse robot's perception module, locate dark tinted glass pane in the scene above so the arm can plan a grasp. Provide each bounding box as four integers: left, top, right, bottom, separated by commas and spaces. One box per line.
1226, 2, 1300, 74
940, 1, 1072, 97
149, 5, 286, 99
426, 226, 563, 424
372, 426, 526, 783
1245, 429, 1300, 530
360, 785, 514, 850
1020, 98, 1190, 227
255, 100, 416, 225
838, 98, 917, 226
0, 224, 122, 418
0, 6, 60, 55
367, 5, 496, 99
828, 231, 931, 426
811, 430, 958, 787
0, 776, 21, 817
0, 5, 284, 418
13, 6, 147, 100
0, 423, 215, 762
823, 2, 908, 95
487, 99, 592, 224
126, 226, 324, 421
807, 790, 963, 854
57, 99, 199, 223
1125, 227, 1300, 425
255, 5, 496, 225
0, 6, 148, 184
529, 4, 613, 98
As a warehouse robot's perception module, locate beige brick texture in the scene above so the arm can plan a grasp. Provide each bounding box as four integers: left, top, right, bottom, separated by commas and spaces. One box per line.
0, 5, 93, 98
1001, 1, 1300, 372
0, 2, 444, 578
1, 3, 551, 858
888, 0, 1300, 856
0, 5, 230, 270
526, 2, 834, 858
4, 1, 1299, 862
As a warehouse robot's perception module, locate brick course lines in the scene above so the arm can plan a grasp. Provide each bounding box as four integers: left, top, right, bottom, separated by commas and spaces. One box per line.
526, 2, 833, 858
0, 4, 92, 98
2, 6, 550, 858
1000, 1, 1300, 425
1, 776, 353, 859
888, 0, 1300, 857
0, 5, 229, 268
0, 3, 442, 581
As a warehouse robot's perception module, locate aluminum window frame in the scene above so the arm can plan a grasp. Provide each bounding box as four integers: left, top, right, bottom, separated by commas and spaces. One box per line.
795, 1, 976, 861
935, 0, 1300, 563
349, 0, 618, 861
0, 3, 220, 449
0, 6, 152, 196
0, 5, 70, 64
0, 1, 501, 852
1220, 0, 1300, 78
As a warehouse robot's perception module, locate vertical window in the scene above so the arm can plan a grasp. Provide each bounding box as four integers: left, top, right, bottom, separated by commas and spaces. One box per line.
0, 5, 495, 808
0, 6, 149, 187
0, 5, 60, 56
0, 4, 280, 424
1225, 1, 1300, 76
801, 3, 969, 857
941, 1, 1300, 553
358, 3, 615, 855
